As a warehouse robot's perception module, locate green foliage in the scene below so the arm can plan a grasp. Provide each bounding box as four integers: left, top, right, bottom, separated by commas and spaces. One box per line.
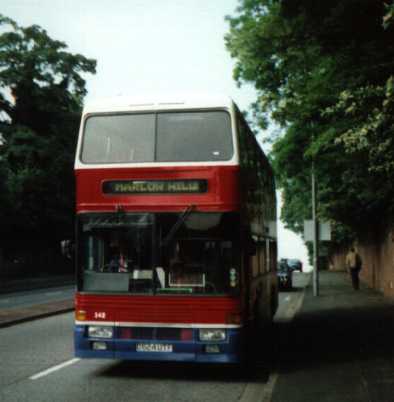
226, 0, 394, 244
328, 80, 394, 177
0, 15, 96, 249
383, 2, 394, 29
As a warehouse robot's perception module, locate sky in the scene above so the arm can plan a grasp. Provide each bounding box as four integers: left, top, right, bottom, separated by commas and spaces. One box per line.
2, 0, 310, 268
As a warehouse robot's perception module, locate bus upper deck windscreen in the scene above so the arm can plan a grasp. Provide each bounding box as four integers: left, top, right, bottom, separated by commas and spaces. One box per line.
81, 111, 233, 164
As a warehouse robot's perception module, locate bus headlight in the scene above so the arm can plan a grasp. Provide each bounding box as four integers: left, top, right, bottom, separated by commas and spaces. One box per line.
199, 329, 226, 341
88, 326, 114, 339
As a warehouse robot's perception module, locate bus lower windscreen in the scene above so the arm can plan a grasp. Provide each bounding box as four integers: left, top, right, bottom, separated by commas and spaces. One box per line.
77, 212, 240, 296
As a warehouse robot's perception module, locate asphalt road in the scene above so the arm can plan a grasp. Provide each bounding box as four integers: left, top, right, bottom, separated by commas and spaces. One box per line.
0, 274, 308, 402
0, 286, 74, 310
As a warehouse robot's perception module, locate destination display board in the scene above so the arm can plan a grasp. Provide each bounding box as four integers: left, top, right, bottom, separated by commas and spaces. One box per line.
102, 179, 208, 194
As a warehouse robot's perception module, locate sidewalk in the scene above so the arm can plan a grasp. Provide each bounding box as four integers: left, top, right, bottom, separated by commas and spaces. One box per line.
0, 299, 74, 328
0, 275, 74, 294
272, 271, 394, 402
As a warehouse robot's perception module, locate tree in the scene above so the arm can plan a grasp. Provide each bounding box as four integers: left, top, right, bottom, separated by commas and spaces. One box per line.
383, 1, 394, 28
0, 14, 96, 256
226, 0, 394, 244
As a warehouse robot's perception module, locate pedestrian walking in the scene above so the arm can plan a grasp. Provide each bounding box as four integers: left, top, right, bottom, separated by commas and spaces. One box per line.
346, 247, 362, 290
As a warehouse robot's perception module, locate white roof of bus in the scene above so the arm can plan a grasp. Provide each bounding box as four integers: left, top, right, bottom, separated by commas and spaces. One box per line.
83, 93, 235, 114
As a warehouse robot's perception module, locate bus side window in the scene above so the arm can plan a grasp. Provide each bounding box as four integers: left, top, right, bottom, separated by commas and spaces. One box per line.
259, 240, 266, 274
249, 237, 259, 278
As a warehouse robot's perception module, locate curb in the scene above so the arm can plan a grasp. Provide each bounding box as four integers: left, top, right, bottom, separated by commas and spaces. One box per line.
0, 300, 74, 329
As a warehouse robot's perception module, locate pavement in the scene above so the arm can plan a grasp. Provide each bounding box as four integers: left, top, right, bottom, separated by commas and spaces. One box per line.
0, 277, 74, 328
272, 270, 394, 402
0, 275, 74, 328
0, 275, 74, 294
0, 298, 74, 328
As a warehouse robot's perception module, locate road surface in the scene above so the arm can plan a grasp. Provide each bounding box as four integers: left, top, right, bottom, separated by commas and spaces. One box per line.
0, 274, 308, 402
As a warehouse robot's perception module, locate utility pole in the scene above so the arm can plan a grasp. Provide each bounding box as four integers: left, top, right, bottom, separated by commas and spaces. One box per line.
312, 160, 319, 296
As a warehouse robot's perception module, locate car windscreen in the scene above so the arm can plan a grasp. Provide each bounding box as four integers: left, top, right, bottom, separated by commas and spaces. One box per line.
80, 111, 233, 163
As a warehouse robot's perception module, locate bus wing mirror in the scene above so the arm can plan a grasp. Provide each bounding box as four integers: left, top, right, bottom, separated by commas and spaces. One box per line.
60, 239, 73, 259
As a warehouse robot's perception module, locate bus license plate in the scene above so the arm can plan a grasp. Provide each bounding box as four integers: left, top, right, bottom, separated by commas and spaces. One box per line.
136, 343, 173, 352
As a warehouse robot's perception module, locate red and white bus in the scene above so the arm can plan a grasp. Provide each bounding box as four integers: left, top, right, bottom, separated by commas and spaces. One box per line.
74, 94, 278, 364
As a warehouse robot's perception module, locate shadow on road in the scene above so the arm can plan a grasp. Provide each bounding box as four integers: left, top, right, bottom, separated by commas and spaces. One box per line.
94, 360, 269, 383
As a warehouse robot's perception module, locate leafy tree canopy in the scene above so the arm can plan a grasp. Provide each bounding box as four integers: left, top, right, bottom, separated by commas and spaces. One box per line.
0, 14, 96, 248
226, 0, 394, 243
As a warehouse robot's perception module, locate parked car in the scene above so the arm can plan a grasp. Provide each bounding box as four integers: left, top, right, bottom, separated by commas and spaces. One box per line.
287, 258, 303, 272
277, 260, 293, 290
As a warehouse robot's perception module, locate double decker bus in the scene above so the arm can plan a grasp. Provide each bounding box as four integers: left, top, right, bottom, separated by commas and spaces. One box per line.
74, 94, 278, 364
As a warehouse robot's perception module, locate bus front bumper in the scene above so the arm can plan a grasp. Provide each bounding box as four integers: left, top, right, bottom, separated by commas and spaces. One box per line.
74, 325, 241, 364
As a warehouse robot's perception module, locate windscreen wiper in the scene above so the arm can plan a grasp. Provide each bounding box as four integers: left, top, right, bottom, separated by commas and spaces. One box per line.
160, 205, 195, 247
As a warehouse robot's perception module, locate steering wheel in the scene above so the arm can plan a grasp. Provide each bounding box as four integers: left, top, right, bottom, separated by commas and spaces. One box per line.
101, 263, 114, 272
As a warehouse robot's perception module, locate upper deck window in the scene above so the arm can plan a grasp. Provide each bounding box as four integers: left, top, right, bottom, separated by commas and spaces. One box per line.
82, 114, 155, 163
80, 111, 233, 164
156, 112, 232, 162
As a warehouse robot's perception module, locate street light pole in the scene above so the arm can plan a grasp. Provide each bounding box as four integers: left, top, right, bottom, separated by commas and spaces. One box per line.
312, 160, 319, 296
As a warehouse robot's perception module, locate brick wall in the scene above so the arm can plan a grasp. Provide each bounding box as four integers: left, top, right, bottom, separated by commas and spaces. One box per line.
329, 245, 347, 272
330, 226, 394, 297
